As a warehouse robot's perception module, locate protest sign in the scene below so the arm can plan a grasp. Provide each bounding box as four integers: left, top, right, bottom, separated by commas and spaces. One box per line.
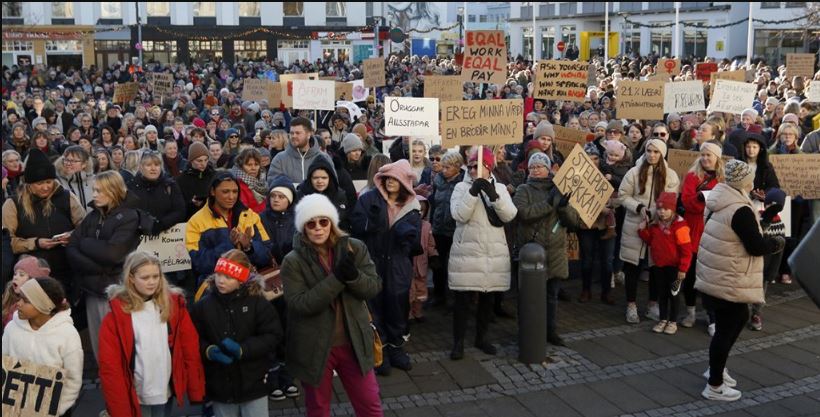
808, 81, 820, 103
112, 82, 138, 104
269, 82, 282, 107
534, 60, 589, 102
363, 58, 385, 87
664, 80, 706, 113
554, 125, 590, 145
349, 79, 369, 102
353, 180, 368, 193
695, 62, 718, 82
336, 101, 362, 122
2, 355, 65, 417
137, 223, 191, 272
335, 82, 353, 101
616, 80, 665, 120
424, 75, 463, 102
292, 80, 336, 110
658, 58, 681, 76
553, 144, 614, 228
709, 70, 746, 95
707, 80, 756, 115
440, 99, 523, 147
786, 53, 816, 79
769, 154, 820, 199
151, 72, 174, 97
384, 97, 439, 137
647, 73, 672, 82
667, 149, 733, 181
554, 140, 577, 159
566, 232, 580, 261
461, 30, 508, 84
279, 73, 319, 108
242, 78, 271, 102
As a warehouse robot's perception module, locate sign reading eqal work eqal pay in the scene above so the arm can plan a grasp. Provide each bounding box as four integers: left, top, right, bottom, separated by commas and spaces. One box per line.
384, 97, 439, 137
461, 31, 508, 85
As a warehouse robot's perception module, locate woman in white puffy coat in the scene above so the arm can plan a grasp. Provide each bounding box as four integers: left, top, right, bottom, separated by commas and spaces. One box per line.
448, 148, 518, 360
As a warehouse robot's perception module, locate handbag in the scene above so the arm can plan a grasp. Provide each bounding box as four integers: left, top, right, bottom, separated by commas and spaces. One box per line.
367, 307, 384, 367
480, 194, 506, 228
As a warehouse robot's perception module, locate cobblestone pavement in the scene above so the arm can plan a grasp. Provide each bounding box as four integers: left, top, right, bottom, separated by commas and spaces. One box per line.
74, 277, 820, 417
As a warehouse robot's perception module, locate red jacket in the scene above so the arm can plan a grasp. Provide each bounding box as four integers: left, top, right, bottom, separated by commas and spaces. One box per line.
680, 171, 718, 253
238, 179, 266, 213
99, 292, 205, 417
638, 216, 693, 273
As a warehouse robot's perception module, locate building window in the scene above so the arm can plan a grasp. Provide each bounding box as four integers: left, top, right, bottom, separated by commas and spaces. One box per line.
479, 15, 487, 23
622, 23, 641, 56
2, 40, 33, 51
559, 3, 575, 15
326, 2, 346, 17
468, 14, 476, 23
647, 2, 674, 10
52, 2, 74, 18
561, 25, 577, 46
277, 40, 309, 49
193, 2, 216, 17
95, 40, 129, 50
239, 2, 260, 17
520, 4, 532, 19
143, 41, 178, 64
683, 26, 707, 60
650, 26, 673, 57
46, 40, 82, 52
619, 2, 643, 12
100, 2, 121, 18
189, 40, 223, 63
283, 2, 304, 16
785, 2, 806, 7
147, 3, 170, 16
761, 2, 781, 8
754, 29, 819, 66
234, 40, 267, 61
2, 2, 22, 17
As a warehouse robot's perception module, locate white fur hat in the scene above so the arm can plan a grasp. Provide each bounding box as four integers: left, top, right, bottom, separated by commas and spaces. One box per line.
294, 194, 340, 233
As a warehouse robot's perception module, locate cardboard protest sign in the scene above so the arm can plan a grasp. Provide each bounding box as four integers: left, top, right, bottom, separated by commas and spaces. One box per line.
769, 154, 820, 199
566, 232, 580, 261
440, 99, 524, 147
242, 78, 272, 102
553, 140, 577, 159
647, 73, 672, 82
658, 58, 681, 76
363, 58, 385, 88
384, 97, 439, 137
137, 223, 191, 272
553, 125, 590, 145
424, 75, 463, 102
461, 30, 508, 84
709, 70, 746, 96
151, 72, 174, 97
616, 80, 665, 120
112, 82, 138, 104
695, 62, 718, 82
553, 144, 614, 228
292, 80, 336, 111
667, 149, 733, 181
534, 60, 589, 102
807, 81, 820, 103
269, 82, 282, 107
708, 80, 756, 115
786, 53, 816, 79
279, 73, 319, 108
664, 80, 706, 113
2, 355, 66, 417
349, 79, 369, 102
335, 82, 353, 101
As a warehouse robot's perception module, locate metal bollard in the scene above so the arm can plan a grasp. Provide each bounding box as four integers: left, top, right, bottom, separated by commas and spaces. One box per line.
518, 242, 547, 364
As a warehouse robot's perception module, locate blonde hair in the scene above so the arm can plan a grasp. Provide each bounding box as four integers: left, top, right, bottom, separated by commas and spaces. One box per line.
702, 118, 724, 143
689, 151, 726, 183
113, 251, 176, 322
94, 171, 128, 212
776, 123, 800, 143
18, 179, 60, 222
410, 139, 428, 168
440, 151, 464, 168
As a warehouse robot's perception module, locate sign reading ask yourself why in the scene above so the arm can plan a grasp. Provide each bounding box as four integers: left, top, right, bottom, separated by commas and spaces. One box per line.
440, 99, 523, 147
534, 60, 589, 103
384, 97, 439, 137
461, 30, 507, 85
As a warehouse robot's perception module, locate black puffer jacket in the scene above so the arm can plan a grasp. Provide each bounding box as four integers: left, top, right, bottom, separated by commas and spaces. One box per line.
128, 173, 186, 234
176, 164, 217, 219
260, 175, 297, 264
741, 134, 781, 192
296, 158, 351, 231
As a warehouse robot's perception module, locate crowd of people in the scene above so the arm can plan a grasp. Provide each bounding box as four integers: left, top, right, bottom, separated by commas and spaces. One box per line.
2, 48, 819, 416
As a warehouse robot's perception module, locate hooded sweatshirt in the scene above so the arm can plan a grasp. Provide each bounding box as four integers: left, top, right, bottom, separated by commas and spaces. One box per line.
267, 135, 333, 184
297, 157, 350, 231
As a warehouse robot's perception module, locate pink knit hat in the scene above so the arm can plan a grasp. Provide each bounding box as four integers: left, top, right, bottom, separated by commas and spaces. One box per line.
14, 257, 51, 279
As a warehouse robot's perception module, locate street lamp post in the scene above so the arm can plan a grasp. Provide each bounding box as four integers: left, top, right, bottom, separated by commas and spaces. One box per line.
136, 1, 143, 66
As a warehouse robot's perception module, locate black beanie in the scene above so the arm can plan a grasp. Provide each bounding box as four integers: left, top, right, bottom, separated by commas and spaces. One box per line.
23, 149, 57, 184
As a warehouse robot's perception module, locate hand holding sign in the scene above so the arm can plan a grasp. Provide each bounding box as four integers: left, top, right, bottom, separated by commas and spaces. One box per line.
552, 144, 614, 228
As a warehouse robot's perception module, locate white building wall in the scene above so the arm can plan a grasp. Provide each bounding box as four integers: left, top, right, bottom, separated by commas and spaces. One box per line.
305, 2, 326, 26
264, 3, 284, 26
347, 2, 367, 27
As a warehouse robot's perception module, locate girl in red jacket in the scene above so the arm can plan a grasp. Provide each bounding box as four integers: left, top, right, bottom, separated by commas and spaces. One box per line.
99, 251, 205, 417
639, 192, 693, 335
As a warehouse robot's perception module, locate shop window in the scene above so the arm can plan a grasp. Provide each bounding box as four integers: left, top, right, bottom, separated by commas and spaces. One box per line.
193, 2, 216, 16
2, 40, 33, 51
326, 2, 346, 17
235, 40, 267, 61
785, 2, 806, 7
2, 2, 22, 17
147, 3, 170, 16
284, 2, 304, 16
52, 3, 74, 18
278, 40, 309, 49
239, 2, 260, 17
46, 40, 82, 52
761, 2, 782, 8
100, 2, 121, 18
683, 26, 708, 60
650, 28, 673, 57
190, 40, 223, 63
143, 40, 178, 64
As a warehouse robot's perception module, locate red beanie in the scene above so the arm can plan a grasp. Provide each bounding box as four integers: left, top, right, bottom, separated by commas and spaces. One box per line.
469, 147, 495, 171
192, 117, 206, 128
656, 192, 678, 210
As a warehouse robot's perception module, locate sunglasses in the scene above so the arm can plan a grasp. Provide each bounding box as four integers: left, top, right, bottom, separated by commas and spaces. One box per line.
305, 218, 330, 230
653, 131, 668, 137
607, 130, 621, 134
430, 157, 442, 162
229, 134, 239, 138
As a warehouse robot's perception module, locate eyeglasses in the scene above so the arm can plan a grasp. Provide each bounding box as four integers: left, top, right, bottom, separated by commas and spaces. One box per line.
63, 158, 82, 165
653, 131, 668, 137
606, 130, 621, 134
229, 134, 239, 138
305, 218, 330, 230
430, 157, 442, 162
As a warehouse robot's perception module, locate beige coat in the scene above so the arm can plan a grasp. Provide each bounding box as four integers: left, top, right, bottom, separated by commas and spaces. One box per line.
695, 183, 765, 304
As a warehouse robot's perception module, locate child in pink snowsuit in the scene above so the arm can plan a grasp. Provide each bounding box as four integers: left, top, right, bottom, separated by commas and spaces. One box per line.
410, 195, 437, 321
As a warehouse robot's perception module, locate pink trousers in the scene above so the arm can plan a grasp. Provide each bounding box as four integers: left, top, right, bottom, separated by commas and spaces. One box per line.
303, 344, 384, 417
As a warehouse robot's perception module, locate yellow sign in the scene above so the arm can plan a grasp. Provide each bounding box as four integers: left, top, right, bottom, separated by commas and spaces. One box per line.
716, 41, 724, 52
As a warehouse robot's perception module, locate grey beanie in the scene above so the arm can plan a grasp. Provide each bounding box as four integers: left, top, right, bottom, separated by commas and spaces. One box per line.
144, 125, 158, 134
32, 117, 47, 127
341, 133, 364, 153
533, 121, 555, 139
528, 152, 551, 169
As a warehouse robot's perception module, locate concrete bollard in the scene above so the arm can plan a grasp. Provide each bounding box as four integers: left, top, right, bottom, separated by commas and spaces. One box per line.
518, 242, 547, 364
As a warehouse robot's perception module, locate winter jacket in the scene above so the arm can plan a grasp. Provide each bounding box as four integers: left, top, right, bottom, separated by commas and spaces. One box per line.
695, 183, 768, 304
513, 176, 580, 280
742, 134, 780, 192
260, 176, 297, 264
680, 171, 718, 253
267, 136, 333, 184
296, 158, 351, 231
448, 174, 518, 292
341, 153, 371, 181
185, 200, 272, 283
281, 235, 382, 386
2, 309, 83, 416
800, 128, 820, 153
617, 159, 680, 265
413, 219, 438, 279
429, 170, 465, 237
99, 290, 205, 417
638, 216, 693, 272
190, 281, 281, 403
66, 193, 147, 297
176, 164, 217, 219
600, 148, 633, 190
128, 173, 187, 235
55, 156, 95, 212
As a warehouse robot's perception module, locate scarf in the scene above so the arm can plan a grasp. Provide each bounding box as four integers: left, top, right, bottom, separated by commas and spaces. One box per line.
164, 155, 181, 177
231, 166, 266, 204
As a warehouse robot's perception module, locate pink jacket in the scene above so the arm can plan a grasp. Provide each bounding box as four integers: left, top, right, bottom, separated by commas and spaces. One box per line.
413, 220, 438, 278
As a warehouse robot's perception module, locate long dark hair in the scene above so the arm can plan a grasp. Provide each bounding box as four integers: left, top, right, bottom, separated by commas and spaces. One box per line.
637, 154, 667, 201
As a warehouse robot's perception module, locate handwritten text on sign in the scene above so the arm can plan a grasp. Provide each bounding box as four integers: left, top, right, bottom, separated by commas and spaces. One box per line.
786, 53, 816, 79
112, 82, 138, 104
292, 80, 336, 111
2, 355, 65, 417
461, 31, 508, 85
279, 73, 318, 108
769, 154, 820, 199
384, 97, 439, 137
151, 73, 174, 97
424, 75, 463, 102
664, 80, 706, 113
137, 223, 191, 272
440, 99, 523, 147
243, 78, 272, 102
616, 80, 665, 120
708, 80, 756, 115
695, 62, 718, 82
553, 144, 614, 228
363, 58, 386, 88
534, 60, 590, 103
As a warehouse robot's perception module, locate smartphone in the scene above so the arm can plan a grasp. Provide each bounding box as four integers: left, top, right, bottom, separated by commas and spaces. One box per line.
52, 232, 71, 240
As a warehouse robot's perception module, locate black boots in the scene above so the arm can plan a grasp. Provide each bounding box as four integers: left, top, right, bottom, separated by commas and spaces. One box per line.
450, 339, 464, 360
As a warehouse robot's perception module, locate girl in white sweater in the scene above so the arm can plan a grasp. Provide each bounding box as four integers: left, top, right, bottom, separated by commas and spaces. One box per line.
1, 277, 83, 416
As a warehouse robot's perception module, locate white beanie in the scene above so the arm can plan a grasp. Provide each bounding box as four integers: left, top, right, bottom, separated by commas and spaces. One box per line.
294, 194, 340, 233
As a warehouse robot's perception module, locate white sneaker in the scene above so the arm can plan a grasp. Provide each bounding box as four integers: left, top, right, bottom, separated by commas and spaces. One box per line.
708, 323, 716, 337
646, 304, 660, 321
626, 304, 640, 324
681, 309, 696, 328
614, 271, 625, 286
703, 368, 737, 388
702, 383, 741, 401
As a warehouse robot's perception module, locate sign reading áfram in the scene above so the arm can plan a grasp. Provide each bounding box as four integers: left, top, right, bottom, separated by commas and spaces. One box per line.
2, 355, 66, 417
553, 144, 614, 229
707, 80, 756, 115
616, 80, 665, 120
664, 80, 706, 113
363, 58, 386, 88
292, 80, 336, 111
137, 223, 191, 272
424, 75, 463, 102
279, 73, 319, 108
384, 97, 440, 137
534, 60, 589, 102
461, 31, 508, 84
440, 99, 523, 147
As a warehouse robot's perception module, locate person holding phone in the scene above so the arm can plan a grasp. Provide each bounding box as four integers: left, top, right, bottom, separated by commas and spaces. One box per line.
177, 142, 216, 219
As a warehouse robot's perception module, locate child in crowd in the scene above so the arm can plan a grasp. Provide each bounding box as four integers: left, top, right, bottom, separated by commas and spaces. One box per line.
409, 195, 438, 323
2, 277, 83, 417
190, 249, 282, 417
638, 192, 693, 335
99, 251, 205, 417
601, 140, 632, 239
2, 255, 51, 327
750, 188, 787, 331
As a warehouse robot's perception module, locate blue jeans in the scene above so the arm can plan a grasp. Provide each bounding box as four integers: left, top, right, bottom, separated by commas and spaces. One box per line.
578, 229, 615, 295
140, 401, 172, 417
212, 397, 268, 417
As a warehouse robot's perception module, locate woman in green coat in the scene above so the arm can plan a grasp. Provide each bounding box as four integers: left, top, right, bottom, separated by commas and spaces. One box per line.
280, 194, 384, 417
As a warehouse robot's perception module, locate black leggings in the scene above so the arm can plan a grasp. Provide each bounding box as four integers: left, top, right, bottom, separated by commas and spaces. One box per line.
704, 294, 749, 386
433, 234, 454, 302
683, 253, 699, 307
653, 266, 679, 321
453, 291, 494, 344
623, 259, 656, 303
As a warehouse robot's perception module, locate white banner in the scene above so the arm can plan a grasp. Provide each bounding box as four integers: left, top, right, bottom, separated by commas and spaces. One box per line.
292, 80, 336, 110
708, 80, 756, 115
384, 97, 440, 137
664, 80, 706, 113
137, 223, 191, 272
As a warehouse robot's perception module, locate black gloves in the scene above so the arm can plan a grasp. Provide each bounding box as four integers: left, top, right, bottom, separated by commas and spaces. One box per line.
479, 179, 499, 201
334, 249, 359, 282
469, 180, 482, 196
761, 203, 783, 224
558, 192, 571, 208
